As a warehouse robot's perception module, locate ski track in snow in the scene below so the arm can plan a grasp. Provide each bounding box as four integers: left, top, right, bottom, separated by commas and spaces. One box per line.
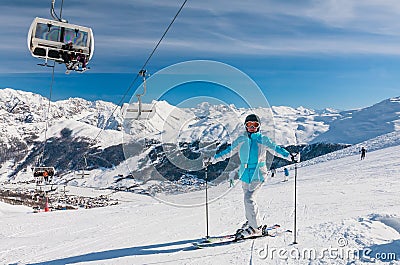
0, 143, 400, 264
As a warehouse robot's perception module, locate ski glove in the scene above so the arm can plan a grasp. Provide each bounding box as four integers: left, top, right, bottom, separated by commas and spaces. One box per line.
290, 153, 300, 163
203, 157, 213, 167
209, 156, 218, 165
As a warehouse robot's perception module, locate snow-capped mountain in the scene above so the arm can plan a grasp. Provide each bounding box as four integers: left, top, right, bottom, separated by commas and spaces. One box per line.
312, 97, 400, 144
0, 88, 399, 183
0, 88, 124, 148
2, 88, 398, 148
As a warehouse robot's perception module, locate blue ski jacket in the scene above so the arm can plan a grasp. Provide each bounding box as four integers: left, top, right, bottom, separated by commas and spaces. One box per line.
214, 132, 290, 183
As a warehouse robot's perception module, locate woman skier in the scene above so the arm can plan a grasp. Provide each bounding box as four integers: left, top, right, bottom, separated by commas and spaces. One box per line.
213, 114, 293, 239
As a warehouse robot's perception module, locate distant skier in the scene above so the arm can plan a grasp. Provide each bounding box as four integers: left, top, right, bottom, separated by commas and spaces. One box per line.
360, 147, 367, 160
283, 167, 289, 182
270, 168, 276, 178
212, 114, 293, 239
43, 170, 49, 182
228, 175, 234, 187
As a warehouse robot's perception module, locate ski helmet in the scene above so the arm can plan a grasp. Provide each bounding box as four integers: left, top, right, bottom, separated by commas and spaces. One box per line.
245, 114, 260, 124
244, 114, 260, 132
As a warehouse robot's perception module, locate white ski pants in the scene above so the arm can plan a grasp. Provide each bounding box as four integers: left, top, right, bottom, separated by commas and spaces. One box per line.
242, 181, 263, 229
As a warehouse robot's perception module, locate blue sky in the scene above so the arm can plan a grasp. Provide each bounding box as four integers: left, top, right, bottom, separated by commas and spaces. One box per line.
1, 0, 400, 110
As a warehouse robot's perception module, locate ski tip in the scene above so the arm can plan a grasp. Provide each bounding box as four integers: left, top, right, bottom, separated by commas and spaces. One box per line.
265, 224, 280, 230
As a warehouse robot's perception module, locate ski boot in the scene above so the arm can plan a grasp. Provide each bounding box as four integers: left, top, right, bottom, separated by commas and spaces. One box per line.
235, 225, 263, 241
235, 221, 249, 235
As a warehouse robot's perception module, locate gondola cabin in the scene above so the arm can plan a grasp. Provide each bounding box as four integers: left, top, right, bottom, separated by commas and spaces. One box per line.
27, 17, 94, 65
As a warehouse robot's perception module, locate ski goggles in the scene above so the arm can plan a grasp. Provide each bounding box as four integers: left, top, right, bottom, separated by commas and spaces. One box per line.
245, 121, 260, 129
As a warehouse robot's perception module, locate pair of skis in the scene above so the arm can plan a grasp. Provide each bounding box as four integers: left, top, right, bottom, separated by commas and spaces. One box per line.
192, 224, 291, 249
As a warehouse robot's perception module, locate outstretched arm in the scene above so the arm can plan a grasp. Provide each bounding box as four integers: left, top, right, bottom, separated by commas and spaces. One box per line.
258, 134, 290, 159
214, 135, 245, 159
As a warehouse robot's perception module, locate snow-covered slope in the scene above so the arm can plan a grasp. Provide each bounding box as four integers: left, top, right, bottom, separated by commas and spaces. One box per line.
0, 134, 399, 264
312, 97, 400, 144
298, 130, 400, 168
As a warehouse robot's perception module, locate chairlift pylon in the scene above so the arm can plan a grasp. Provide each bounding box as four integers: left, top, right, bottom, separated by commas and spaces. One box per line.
124, 69, 156, 120
76, 169, 90, 179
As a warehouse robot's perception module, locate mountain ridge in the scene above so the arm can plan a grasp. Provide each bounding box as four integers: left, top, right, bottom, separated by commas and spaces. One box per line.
0, 88, 399, 183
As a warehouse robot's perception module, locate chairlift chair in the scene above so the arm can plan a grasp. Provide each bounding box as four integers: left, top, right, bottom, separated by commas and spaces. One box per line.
75, 169, 90, 179
32, 167, 56, 186
27, 17, 94, 69
33, 166, 55, 177
124, 70, 156, 120
33, 166, 55, 185
124, 102, 156, 120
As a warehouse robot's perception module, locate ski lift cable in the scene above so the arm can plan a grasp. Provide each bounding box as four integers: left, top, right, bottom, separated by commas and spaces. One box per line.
64, 0, 188, 177
141, 0, 188, 74
37, 0, 64, 168
59, 0, 65, 22
38, 61, 56, 166
89, 0, 188, 145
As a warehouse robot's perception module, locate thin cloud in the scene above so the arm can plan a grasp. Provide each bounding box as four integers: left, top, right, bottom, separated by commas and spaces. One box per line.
2, 0, 400, 73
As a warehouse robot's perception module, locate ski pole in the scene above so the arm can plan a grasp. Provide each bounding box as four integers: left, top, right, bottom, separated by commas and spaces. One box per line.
205, 164, 209, 239
291, 153, 299, 244
204, 157, 212, 241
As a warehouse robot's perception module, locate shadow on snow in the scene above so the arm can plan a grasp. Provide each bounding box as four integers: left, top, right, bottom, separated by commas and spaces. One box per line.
25, 238, 201, 265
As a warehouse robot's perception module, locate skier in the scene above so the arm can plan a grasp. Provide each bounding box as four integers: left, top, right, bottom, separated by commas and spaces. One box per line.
270, 167, 276, 178
360, 147, 367, 160
228, 175, 234, 187
212, 114, 293, 239
60, 41, 73, 64
73, 49, 88, 71
283, 167, 289, 182
43, 170, 49, 182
